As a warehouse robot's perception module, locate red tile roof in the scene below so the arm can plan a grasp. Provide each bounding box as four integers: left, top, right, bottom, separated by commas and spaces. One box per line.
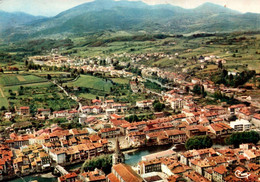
112, 163, 143, 182
213, 165, 228, 175
107, 173, 120, 182
59, 172, 77, 182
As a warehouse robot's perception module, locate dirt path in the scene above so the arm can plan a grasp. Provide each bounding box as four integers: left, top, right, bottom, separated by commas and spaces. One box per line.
0, 88, 5, 97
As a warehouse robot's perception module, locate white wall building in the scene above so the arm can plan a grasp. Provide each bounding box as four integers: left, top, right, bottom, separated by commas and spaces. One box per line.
230, 119, 252, 131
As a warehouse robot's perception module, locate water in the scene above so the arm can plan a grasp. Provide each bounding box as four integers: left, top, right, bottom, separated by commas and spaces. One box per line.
125, 144, 173, 166
8, 144, 174, 182
8, 173, 57, 182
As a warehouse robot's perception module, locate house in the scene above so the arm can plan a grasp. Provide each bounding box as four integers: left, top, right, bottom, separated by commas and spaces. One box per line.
191, 78, 201, 85
17, 106, 30, 116
186, 125, 208, 138
251, 114, 260, 127
127, 132, 146, 147
230, 119, 252, 131
169, 98, 184, 110
58, 172, 77, 182
105, 109, 116, 116
228, 104, 246, 115
180, 148, 217, 166
112, 103, 128, 112
183, 171, 210, 182
136, 100, 153, 108
39, 152, 51, 169
165, 130, 187, 143
79, 168, 106, 182
237, 107, 253, 121
53, 110, 68, 118
82, 106, 102, 114
208, 123, 233, 136
92, 99, 102, 105
98, 128, 120, 138
138, 159, 162, 174
4, 112, 12, 119
37, 108, 51, 117
104, 100, 114, 108
49, 148, 66, 164
107, 163, 143, 182
142, 149, 176, 162
212, 165, 228, 182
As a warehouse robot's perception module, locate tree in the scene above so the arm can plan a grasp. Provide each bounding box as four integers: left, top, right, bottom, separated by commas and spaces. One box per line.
154, 102, 165, 112
25, 60, 29, 66
185, 135, 213, 150
225, 131, 260, 148
127, 115, 139, 123
153, 100, 165, 112
81, 155, 112, 174
218, 61, 223, 69
192, 84, 201, 95
47, 74, 52, 80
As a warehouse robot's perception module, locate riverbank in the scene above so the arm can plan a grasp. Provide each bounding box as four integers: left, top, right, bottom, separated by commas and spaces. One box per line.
9, 172, 56, 182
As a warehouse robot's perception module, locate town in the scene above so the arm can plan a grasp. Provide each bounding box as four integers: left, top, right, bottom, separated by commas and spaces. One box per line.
0, 46, 259, 182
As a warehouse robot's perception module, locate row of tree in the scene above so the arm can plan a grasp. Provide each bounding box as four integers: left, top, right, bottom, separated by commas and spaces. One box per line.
81, 155, 112, 174
185, 135, 213, 150
225, 131, 260, 148
211, 69, 256, 87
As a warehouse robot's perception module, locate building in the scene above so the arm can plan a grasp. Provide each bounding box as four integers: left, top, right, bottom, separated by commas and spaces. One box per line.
112, 137, 124, 165
136, 100, 153, 109
49, 148, 66, 164
230, 119, 252, 131
142, 150, 176, 162
251, 114, 260, 128
58, 172, 77, 182
208, 123, 233, 136
212, 165, 228, 182
79, 168, 106, 182
17, 106, 30, 116
98, 128, 120, 138
107, 163, 143, 182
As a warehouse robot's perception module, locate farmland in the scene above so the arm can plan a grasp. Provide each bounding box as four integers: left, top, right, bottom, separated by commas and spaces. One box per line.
65, 74, 113, 92
3, 83, 77, 111
0, 73, 75, 109
0, 74, 47, 86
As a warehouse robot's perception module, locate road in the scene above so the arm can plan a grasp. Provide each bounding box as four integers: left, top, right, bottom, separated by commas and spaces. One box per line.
144, 77, 175, 90
53, 80, 83, 112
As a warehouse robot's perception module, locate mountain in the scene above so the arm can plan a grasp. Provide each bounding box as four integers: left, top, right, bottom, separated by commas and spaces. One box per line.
0, 11, 46, 32
1, 0, 260, 41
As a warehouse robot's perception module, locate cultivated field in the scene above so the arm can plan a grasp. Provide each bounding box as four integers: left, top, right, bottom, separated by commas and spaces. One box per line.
0, 74, 47, 86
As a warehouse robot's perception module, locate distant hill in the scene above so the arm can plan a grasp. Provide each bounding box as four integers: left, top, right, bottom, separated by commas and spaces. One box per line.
0, 11, 46, 32
1, 0, 260, 41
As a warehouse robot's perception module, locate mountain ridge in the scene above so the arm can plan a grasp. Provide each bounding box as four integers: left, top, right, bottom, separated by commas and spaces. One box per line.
1, 0, 259, 41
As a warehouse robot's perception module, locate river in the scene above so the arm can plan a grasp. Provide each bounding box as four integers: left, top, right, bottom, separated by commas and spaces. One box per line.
8, 144, 179, 182
9, 172, 57, 182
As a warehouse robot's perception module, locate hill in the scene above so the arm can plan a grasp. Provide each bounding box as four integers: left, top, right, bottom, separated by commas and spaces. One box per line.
1, 0, 260, 41
0, 11, 46, 32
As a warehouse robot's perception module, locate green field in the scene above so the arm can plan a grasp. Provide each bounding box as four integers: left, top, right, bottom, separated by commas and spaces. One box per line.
66, 74, 113, 92
2, 82, 77, 111
111, 78, 129, 84
0, 74, 47, 86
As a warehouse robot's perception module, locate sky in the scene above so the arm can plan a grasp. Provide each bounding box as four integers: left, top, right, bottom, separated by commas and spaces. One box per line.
0, 0, 259, 17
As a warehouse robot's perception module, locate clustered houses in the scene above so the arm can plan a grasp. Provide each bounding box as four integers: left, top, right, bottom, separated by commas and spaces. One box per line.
5, 52, 259, 182
9, 99, 129, 122
0, 126, 109, 180
29, 54, 134, 78
127, 144, 260, 182
58, 168, 106, 182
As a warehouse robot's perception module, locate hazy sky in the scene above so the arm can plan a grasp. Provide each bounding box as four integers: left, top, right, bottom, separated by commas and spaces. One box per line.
0, 0, 259, 16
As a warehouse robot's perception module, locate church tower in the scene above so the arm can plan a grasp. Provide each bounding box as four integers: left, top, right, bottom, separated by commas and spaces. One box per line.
112, 137, 125, 165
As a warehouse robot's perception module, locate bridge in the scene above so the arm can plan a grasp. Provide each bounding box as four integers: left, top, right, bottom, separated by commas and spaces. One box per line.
54, 165, 69, 176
